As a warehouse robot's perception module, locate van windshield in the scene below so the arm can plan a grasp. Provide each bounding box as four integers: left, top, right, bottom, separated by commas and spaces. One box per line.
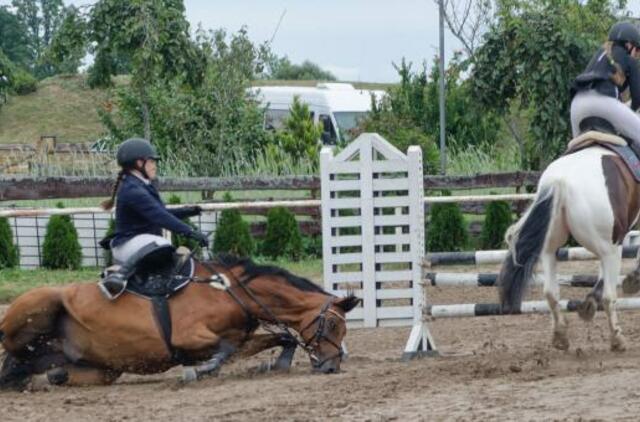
334, 112, 367, 142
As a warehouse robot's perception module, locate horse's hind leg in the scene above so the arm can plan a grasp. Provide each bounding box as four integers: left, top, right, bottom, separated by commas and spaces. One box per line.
0, 353, 32, 390
541, 250, 569, 351
45, 364, 121, 387
601, 247, 626, 352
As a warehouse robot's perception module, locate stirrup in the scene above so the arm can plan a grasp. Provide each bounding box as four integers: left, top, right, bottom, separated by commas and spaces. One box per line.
98, 278, 127, 301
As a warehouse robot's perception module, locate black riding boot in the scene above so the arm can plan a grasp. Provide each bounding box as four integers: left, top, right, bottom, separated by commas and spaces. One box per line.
98, 258, 138, 300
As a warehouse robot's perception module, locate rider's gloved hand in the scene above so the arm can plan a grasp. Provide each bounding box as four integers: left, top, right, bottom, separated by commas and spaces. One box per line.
190, 230, 209, 248
182, 206, 202, 217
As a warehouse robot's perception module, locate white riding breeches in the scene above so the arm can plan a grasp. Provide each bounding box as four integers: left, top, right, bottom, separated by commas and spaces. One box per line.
570, 90, 640, 145
112, 234, 171, 264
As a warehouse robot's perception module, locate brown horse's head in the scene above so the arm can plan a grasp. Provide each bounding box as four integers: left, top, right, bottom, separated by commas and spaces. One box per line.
297, 294, 360, 374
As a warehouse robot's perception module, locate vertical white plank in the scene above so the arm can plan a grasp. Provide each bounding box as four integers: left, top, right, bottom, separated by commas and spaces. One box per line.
407, 146, 425, 325
320, 147, 335, 293
360, 135, 377, 327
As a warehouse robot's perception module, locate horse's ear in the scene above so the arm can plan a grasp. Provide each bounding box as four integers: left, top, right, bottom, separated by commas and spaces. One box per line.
335, 295, 361, 313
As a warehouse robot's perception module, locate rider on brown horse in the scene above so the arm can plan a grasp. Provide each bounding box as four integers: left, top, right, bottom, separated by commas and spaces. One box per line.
98, 138, 209, 299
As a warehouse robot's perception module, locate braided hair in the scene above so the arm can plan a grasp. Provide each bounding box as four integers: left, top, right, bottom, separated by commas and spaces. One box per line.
101, 169, 126, 211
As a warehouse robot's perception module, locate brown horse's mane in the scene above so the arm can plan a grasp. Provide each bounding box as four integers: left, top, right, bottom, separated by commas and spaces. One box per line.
211, 254, 330, 296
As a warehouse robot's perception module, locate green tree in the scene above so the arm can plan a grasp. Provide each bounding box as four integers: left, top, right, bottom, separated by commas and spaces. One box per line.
99, 29, 270, 176
480, 200, 513, 249
427, 197, 468, 252
88, 0, 206, 139
0, 217, 19, 269
42, 203, 82, 269
12, 0, 65, 77
266, 55, 336, 81
0, 6, 31, 67
471, 0, 624, 168
261, 207, 303, 261
275, 96, 323, 168
43, 6, 87, 74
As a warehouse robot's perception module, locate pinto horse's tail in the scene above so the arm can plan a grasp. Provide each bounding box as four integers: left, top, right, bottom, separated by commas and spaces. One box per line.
498, 184, 559, 313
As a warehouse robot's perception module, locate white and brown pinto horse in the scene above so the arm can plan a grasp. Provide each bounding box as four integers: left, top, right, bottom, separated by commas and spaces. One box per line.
499, 141, 640, 352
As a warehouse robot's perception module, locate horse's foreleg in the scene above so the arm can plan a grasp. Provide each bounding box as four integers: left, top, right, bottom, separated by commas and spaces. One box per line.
601, 248, 626, 352
235, 333, 297, 371
541, 251, 569, 350
182, 339, 237, 383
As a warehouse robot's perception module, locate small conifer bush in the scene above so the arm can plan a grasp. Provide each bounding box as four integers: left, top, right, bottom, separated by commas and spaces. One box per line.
42, 203, 82, 269
212, 193, 255, 257
427, 194, 468, 252
0, 217, 19, 269
103, 218, 116, 266
262, 207, 303, 261
481, 200, 513, 249
168, 194, 201, 255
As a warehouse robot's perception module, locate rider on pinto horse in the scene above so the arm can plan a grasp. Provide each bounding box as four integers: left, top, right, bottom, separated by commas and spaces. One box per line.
571, 21, 640, 149
98, 138, 209, 300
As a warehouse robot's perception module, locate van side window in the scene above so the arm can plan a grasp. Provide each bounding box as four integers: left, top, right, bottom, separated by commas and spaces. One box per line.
264, 109, 290, 130
319, 114, 337, 144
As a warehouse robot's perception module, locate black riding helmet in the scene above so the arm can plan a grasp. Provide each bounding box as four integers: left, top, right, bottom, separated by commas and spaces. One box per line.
116, 138, 160, 167
609, 21, 640, 48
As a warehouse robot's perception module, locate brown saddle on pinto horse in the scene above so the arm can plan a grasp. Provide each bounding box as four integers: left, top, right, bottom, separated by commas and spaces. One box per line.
566, 116, 640, 182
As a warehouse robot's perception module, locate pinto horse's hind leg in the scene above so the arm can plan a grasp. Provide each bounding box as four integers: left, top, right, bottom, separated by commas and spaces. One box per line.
601, 247, 627, 352
541, 251, 569, 351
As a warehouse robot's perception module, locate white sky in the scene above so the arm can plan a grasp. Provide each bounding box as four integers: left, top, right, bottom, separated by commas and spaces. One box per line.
2, 0, 640, 82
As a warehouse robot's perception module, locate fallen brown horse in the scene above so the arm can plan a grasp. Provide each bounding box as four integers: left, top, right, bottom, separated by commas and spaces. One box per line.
0, 254, 360, 389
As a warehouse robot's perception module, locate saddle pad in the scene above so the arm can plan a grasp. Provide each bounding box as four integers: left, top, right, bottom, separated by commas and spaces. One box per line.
567, 130, 627, 152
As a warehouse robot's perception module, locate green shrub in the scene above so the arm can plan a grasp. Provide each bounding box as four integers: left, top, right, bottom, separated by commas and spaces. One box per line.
212, 194, 255, 257
481, 200, 513, 249
42, 203, 82, 269
261, 207, 303, 261
103, 218, 115, 266
167, 194, 201, 255
0, 217, 19, 269
302, 235, 322, 259
427, 195, 468, 252
11, 69, 37, 95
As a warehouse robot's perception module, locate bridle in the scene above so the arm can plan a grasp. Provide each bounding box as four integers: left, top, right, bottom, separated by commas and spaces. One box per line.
199, 260, 346, 369
298, 296, 346, 368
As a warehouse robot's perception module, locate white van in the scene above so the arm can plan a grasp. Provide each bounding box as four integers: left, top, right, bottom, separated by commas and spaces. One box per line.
249, 83, 385, 145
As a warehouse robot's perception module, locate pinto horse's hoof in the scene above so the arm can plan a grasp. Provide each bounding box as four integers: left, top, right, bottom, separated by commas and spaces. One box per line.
552, 330, 570, 351
611, 334, 627, 352
577, 296, 598, 322
622, 272, 640, 296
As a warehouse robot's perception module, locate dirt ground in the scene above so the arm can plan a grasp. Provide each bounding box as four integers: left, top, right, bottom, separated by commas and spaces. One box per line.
4, 260, 640, 421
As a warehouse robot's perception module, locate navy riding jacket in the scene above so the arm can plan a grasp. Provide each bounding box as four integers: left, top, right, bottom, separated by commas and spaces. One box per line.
573, 44, 640, 111
111, 174, 196, 247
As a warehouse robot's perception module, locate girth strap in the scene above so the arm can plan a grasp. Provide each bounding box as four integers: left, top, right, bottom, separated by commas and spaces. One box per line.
151, 296, 180, 362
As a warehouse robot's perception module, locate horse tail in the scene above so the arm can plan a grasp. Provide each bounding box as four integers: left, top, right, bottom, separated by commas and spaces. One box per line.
0, 286, 66, 355
498, 183, 560, 313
